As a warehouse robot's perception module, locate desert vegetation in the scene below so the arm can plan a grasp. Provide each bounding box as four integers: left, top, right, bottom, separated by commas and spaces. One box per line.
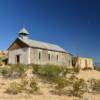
0, 64, 99, 100
5, 77, 39, 94
0, 64, 27, 78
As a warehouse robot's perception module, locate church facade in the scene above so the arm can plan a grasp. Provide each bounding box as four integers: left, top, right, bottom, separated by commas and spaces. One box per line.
8, 28, 73, 67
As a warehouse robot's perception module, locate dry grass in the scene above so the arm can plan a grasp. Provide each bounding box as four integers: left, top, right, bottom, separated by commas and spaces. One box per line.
0, 65, 99, 100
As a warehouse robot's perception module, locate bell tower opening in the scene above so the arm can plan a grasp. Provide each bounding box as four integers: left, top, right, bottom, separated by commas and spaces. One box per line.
18, 27, 29, 39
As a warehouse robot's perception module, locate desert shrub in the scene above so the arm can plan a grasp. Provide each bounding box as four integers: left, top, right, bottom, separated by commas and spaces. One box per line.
1, 67, 12, 78
61, 68, 73, 77
88, 79, 100, 94
32, 64, 40, 74
5, 82, 22, 94
69, 74, 79, 83
10, 64, 28, 73
28, 78, 39, 93
5, 78, 39, 95
38, 65, 63, 77
32, 65, 66, 84
21, 77, 39, 94
54, 75, 87, 97
1, 64, 28, 78
69, 78, 87, 97
53, 77, 70, 95
55, 77, 70, 90
73, 67, 80, 74
82, 67, 92, 71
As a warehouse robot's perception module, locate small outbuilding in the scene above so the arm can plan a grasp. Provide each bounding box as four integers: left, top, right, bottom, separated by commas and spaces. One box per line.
72, 57, 94, 69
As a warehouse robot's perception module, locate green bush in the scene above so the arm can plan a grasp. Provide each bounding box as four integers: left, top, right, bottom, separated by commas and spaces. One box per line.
1, 64, 28, 78
38, 65, 63, 77
32, 64, 40, 74
32, 65, 65, 84
10, 64, 28, 73
1, 67, 12, 78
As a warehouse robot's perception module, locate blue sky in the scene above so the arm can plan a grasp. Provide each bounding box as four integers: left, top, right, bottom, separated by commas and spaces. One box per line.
0, 0, 99, 62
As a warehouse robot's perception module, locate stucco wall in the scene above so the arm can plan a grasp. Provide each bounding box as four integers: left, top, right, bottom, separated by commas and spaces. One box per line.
30, 48, 72, 67
8, 47, 72, 67
8, 47, 30, 64
76, 57, 94, 69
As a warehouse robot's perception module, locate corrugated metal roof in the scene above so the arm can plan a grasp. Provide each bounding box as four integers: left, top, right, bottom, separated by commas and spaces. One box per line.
18, 37, 66, 53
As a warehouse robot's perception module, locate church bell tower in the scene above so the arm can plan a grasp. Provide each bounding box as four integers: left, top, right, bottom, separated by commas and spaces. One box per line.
18, 27, 29, 39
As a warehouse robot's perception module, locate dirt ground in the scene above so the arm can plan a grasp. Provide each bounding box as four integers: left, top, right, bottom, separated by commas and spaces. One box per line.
0, 70, 99, 100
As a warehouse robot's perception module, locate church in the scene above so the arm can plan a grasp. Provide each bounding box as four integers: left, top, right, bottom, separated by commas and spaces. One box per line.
8, 28, 72, 67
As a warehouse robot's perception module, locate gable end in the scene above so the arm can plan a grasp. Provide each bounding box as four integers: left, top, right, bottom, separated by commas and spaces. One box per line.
8, 38, 29, 50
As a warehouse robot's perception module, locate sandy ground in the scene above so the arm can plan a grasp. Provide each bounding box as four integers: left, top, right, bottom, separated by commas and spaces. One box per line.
77, 70, 100, 80
0, 70, 99, 100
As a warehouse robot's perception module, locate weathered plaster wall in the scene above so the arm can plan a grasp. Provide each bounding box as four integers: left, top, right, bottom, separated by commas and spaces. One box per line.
76, 57, 94, 69
30, 48, 72, 67
8, 47, 30, 64
8, 47, 72, 67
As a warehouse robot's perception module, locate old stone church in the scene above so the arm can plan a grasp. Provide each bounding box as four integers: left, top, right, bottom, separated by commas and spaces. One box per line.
8, 28, 72, 67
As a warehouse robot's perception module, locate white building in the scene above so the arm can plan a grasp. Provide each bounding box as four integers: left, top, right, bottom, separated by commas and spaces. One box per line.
73, 57, 94, 69
8, 28, 72, 67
